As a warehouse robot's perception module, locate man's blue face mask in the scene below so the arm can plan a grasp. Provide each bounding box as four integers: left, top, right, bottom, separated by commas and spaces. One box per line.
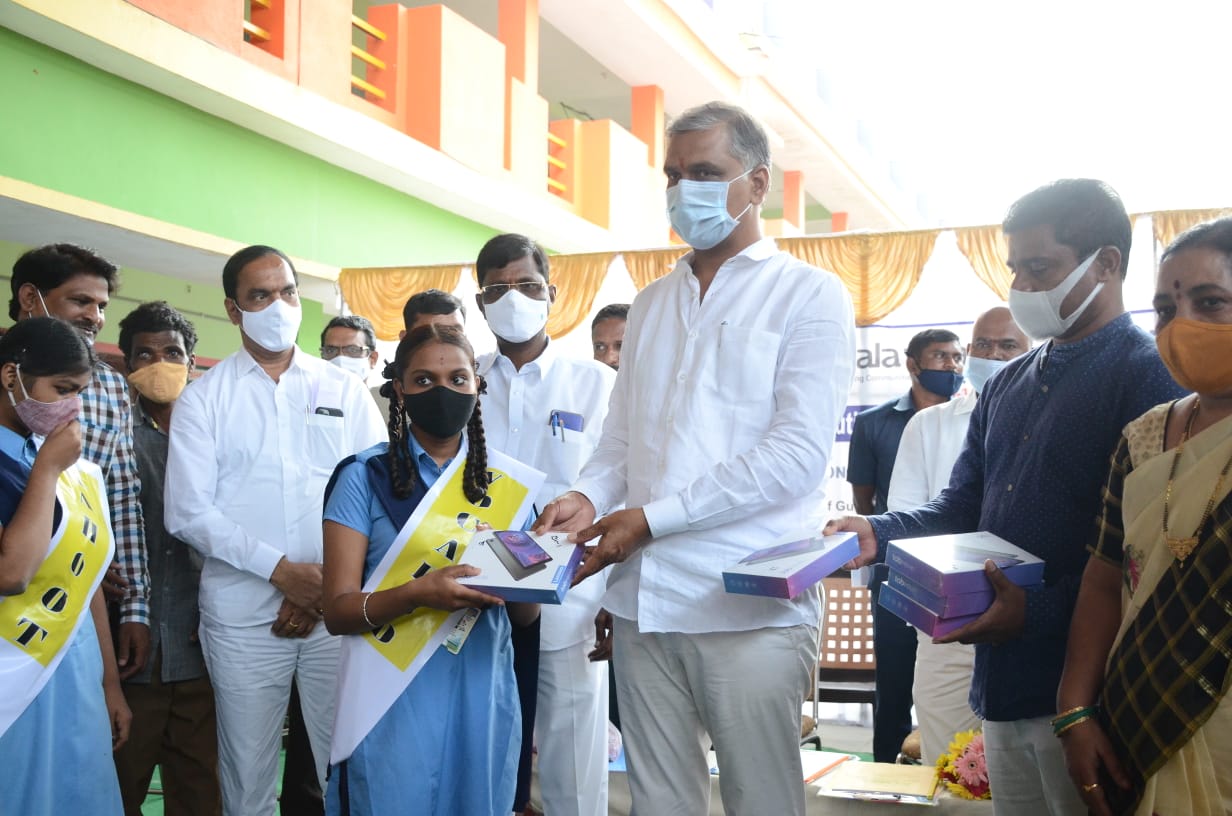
665, 168, 753, 250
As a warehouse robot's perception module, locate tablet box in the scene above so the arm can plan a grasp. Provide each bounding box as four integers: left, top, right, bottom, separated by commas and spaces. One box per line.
722, 533, 859, 599
457, 530, 583, 604
887, 569, 994, 618
877, 582, 980, 638
885, 531, 1044, 597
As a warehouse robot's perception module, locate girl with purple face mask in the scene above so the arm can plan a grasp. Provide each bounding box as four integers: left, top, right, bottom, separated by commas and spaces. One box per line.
0, 316, 128, 815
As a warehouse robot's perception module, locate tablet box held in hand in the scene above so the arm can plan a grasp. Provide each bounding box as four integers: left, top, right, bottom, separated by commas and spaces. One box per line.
877, 582, 981, 638
885, 531, 1044, 596
457, 530, 583, 604
887, 569, 994, 618
722, 533, 859, 599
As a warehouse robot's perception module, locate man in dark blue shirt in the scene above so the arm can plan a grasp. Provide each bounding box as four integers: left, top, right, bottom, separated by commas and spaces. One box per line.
830, 179, 1186, 816
847, 328, 964, 762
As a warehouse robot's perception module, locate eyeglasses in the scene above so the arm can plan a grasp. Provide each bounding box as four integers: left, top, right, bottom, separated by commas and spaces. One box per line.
320, 344, 372, 360
479, 281, 549, 304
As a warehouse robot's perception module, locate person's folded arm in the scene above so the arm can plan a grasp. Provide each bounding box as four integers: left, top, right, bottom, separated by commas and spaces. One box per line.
640, 276, 856, 538
164, 386, 285, 580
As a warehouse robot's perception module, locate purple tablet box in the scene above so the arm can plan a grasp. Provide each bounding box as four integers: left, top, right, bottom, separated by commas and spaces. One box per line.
722, 533, 859, 599
458, 531, 584, 604
885, 531, 1044, 597
877, 583, 981, 638
887, 569, 994, 619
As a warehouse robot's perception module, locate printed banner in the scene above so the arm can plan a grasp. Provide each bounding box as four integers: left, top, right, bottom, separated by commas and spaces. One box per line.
330, 441, 544, 764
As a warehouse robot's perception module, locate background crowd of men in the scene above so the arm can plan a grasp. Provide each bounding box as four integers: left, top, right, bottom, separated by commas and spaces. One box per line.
3, 100, 1209, 816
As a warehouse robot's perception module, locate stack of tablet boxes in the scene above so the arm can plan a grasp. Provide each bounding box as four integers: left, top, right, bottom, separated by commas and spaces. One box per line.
877, 531, 1045, 637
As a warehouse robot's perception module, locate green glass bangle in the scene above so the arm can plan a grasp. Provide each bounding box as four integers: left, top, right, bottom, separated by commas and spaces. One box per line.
1054, 714, 1094, 737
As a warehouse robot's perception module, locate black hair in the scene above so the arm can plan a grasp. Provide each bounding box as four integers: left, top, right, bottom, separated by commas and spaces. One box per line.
382, 324, 488, 504
474, 234, 549, 287
591, 303, 630, 329
9, 244, 120, 322
1161, 215, 1232, 265
222, 245, 298, 300
401, 289, 466, 331
321, 314, 377, 351
0, 317, 96, 378
1002, 179, 1132, 279
906, 328, 960, 361
118, 301, 199, 363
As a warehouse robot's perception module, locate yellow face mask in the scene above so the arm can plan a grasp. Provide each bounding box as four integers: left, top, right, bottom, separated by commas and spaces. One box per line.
127, 360, 189, 404
1156, 317, 1232, 394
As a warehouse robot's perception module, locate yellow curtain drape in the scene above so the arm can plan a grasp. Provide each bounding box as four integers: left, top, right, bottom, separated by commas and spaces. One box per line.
1151, 209, 1232, 253
954, 225, 1011, 300
545, 252, 616, 338
622, 248, 687, 290
339, 265, 466, 340
779, 231, 939, 325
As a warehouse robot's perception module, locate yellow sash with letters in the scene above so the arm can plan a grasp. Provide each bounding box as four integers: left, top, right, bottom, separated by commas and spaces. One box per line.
0, 460, 114, 737
330, 439, 543, 764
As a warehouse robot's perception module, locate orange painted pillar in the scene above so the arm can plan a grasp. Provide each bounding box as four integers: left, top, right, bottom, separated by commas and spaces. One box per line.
631, 85, 664, 168
831, 211, 849, 232
782, 170, 804, 230
499, 0, 539, 91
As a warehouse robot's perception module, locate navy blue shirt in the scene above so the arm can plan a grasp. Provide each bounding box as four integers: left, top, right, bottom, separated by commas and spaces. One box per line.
868, 313, 1187, 721
847, 393, 916, 515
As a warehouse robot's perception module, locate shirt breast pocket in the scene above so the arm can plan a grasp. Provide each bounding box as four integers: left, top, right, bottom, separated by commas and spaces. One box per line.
305, 414, 346, 484
716, 325, 780, 402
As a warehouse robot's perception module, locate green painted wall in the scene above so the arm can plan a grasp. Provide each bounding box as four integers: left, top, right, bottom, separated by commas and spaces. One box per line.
0, 239, 325, 362
0, 26, 496, 269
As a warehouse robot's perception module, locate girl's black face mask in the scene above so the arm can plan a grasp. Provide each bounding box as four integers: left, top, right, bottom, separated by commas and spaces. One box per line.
402, 385, 476, 439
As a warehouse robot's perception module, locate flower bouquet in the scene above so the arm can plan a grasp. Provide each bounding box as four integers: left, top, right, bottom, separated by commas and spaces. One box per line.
936, 729, 991, 800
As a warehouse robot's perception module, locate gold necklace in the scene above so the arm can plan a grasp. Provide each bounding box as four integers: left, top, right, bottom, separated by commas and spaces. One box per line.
1162, 398, 1232, 561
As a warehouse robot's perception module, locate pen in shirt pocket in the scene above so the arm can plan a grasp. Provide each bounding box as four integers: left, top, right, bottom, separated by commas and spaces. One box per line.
549, 409, 584, 442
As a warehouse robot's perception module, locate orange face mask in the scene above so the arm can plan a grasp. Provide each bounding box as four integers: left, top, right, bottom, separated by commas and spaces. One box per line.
127, 360, 188, 404
1156, 317, 1232, 394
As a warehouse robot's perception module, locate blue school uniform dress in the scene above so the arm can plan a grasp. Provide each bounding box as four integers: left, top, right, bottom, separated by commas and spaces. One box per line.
323, 438, 520, 816
0, 427, 123, 814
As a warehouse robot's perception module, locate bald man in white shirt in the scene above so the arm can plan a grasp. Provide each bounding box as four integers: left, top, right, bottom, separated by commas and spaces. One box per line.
537, 102, 855, 816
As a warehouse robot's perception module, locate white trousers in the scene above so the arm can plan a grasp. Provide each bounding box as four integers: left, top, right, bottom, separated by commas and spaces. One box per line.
912, 630, 980, 764
613, 617, 816, 816
536, 640, 609, 816
199, 620, 339, 816
983, 716, 1086, 816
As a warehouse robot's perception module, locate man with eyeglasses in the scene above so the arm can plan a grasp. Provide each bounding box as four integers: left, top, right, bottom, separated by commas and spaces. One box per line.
320, 315, 379, 383
847, 326, 965, 763
885, 308, 1030, 766
473, 233, 616, 816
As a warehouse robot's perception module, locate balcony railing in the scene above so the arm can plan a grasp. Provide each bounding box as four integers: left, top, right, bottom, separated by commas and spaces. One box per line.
350, 13, 388, 102
547, 131, 568, 197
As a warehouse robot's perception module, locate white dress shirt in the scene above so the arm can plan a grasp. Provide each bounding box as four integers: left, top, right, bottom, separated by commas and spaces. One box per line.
479, 341, 616, 651
886, 390, 976, 512
165, 347, 386, 627
573, 238, 856, 634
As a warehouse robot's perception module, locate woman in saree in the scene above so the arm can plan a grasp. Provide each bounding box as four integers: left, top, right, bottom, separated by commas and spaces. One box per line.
0, 316, 130, 812
1057, 216, 1232, 815
321, 324, 541, 816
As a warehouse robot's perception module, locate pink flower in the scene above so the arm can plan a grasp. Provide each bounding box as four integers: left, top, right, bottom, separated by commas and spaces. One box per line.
955, 741, 988, 788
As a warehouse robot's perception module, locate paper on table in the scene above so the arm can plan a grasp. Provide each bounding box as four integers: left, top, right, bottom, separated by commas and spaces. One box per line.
816, 762, 939, 805
801, 750, 855, 783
